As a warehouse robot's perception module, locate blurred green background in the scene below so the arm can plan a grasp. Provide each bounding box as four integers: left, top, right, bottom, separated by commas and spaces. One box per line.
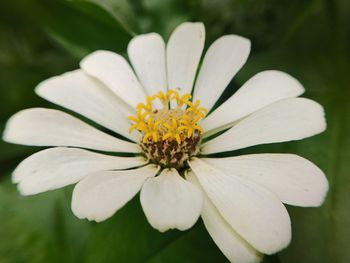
0, 0, 349, 262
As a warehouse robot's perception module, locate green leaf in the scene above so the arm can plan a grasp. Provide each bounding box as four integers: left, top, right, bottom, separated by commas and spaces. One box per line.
139, 0, 191, 38
39, 0, 132, 59
71, 0, 139, 35
0, 179, 66, 263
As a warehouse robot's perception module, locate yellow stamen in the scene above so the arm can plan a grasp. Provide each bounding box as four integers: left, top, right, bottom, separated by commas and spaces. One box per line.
128, 89, 206, 144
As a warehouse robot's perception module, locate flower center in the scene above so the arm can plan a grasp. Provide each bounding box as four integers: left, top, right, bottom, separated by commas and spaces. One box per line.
128, 89, 207, 169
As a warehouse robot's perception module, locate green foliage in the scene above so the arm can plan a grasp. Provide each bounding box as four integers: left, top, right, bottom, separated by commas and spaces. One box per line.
0, 0, 349, 262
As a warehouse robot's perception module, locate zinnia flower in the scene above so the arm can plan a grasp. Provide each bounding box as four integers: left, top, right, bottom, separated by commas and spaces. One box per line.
3, 22, 328, 262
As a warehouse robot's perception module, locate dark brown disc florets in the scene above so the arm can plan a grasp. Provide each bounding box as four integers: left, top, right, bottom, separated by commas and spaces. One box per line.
140, 131, 201, 169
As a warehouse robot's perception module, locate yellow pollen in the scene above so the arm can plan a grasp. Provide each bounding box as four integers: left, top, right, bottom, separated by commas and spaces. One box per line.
128, 89, 207, 144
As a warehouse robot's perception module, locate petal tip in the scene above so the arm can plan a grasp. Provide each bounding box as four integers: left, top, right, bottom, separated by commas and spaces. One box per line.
2, 113, 19, 144
80, 50, 116, 69
173, 21, 205, 36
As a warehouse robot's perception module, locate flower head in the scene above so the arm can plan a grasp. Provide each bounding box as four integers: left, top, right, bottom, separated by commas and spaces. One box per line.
3, 22, 328, 262
129, 89, 205, 168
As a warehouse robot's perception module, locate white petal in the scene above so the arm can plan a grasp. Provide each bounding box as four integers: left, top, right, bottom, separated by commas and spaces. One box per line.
193, 35, 251, 112
202, 70, 305, 137
80, 50, 146, 108
128, 33, 167, 95
186, 171, 262, 263
189, 158, 291, 254
202, 98, 326, 154
167, 22, 205, 95
203, 154, 328, 207
35, 69, 139, 142
140, 168, 202, 232
14, 147, 145, 196
72, 165, 160, 222
3, 108, 138, 153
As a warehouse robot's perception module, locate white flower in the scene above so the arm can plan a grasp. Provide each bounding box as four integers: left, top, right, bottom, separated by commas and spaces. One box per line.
3, 22, 328, 262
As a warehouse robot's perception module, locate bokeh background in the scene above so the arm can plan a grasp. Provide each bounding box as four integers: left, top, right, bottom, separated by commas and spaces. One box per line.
0, 0, 349, 262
